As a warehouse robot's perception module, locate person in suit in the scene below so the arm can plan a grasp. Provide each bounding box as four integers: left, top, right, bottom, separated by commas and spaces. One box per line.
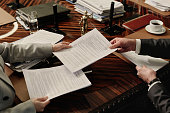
110, 38, 170, 113
0, 41, 71, 113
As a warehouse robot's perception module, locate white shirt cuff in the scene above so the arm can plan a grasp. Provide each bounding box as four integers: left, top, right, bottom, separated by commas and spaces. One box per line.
148, 81, 161, 91
135, 39, 141, 54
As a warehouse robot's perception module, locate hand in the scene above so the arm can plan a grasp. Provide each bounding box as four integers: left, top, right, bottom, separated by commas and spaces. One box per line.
52, 41, 72, 52
31, 96, 50, 112
136, 65, 157, 84
109, 38, 136, 53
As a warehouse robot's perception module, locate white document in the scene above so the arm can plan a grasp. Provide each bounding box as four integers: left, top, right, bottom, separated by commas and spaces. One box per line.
13, 29, 64, 44
145, 0, 170, 11
53, 28, 117, 73
23, 65, 91, 99
121, 51, 169, 71
76, 0, 124, 14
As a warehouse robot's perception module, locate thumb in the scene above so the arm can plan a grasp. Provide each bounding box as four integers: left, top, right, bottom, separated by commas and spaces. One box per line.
42, 100, 50, 107
61, 44, 72, 49
110, 39, 116, 44
117, 48, 125, 53
61, 41, 70, 45
136, 65, 141, 70
110, 42, 120, 49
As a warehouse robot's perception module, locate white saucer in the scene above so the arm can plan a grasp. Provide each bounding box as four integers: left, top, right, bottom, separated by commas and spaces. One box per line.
145, 25, 166, 35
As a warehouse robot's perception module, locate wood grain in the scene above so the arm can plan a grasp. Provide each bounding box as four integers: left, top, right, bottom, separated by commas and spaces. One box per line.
0, 0, 143, 113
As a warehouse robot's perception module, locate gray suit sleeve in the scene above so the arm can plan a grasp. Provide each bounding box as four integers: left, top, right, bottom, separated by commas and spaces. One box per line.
148, 83, 170, 113
140, 39, 170, 59
0, 100, 36, 113
0, 42, 53, 63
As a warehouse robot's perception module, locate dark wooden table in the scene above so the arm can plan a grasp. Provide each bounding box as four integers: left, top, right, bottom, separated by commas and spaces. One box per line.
0, 0, 143, 113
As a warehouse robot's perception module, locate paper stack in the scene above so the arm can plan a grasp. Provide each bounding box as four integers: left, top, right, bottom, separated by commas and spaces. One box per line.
145, 0, 170, 11
74, 0, 125, 22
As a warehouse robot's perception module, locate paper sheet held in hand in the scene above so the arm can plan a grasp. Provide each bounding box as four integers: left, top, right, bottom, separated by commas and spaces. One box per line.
53, 28, 117, 72
121, 51, 169, 71
23, 65, 91, 99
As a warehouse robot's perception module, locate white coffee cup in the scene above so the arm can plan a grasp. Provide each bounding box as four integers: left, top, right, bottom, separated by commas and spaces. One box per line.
149, 20, 163, 32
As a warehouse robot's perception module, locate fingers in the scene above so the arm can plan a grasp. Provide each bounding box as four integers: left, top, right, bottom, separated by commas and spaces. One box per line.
143, 65, 147, 68
32, 96, 51, 112
110, 38, 123, 50
136, 65, 147, 77
53, 41, 72, 52
60, 41, 70, 45
37, 96, 48, 102
109, 41, 121, 49
38, 96, 50, 111
61, 43, 72, 49
38, 100, 50, 112
42, 100, 50, 106
117, 48, 125, 53
110, 38, 116, 44
136, 65, 141, 70
110, 38, 120, 44
136, 65, 143, 75
60, 41, 72, 47
136, 65, 146, 70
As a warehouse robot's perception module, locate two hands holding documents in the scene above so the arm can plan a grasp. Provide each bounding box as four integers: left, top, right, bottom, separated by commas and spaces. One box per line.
24, 28, 117, 112
109, 38, 158, 84
109, 38, 170, 113
30, 41, 71, 112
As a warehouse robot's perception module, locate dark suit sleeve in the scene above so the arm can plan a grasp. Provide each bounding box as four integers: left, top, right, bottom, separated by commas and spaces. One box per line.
148, 83, 170, 113
139, 39, 170, 59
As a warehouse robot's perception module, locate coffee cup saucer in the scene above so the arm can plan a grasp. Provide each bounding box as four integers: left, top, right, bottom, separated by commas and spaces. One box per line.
145, 25, 166, 35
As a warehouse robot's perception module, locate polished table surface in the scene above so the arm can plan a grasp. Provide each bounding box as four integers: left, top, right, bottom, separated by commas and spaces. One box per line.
0, 0, 143, 113
125, 27, 170, 39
